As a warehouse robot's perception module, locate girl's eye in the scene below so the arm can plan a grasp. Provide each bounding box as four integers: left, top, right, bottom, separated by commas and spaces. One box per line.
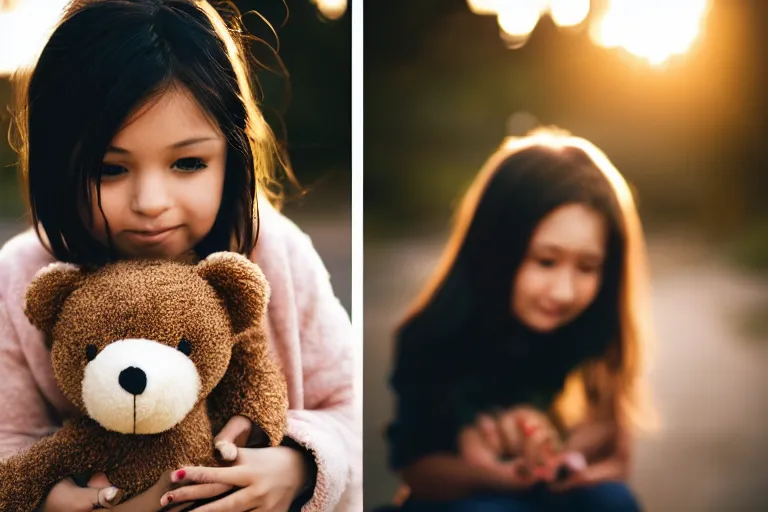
579, 265, 601, 275
537, 258, 557, 268
100, 164, 127, 178
173, 157, 207, 172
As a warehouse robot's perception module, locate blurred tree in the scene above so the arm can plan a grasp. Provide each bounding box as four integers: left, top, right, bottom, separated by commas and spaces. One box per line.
364, 0, 765, 240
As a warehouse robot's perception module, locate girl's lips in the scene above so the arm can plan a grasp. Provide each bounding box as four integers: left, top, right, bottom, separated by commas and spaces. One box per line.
539, 307, 564, 318
124, 226, 179, 245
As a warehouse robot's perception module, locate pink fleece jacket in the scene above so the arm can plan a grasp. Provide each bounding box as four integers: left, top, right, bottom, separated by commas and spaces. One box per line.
0, 201, 361, 512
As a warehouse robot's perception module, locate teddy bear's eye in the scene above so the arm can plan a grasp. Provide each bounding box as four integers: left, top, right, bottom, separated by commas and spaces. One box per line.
178, 338, 192, 356
85, 344, 98, 361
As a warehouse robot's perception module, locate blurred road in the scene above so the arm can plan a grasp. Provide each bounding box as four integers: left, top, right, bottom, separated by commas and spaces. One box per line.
364, 231, 768, 512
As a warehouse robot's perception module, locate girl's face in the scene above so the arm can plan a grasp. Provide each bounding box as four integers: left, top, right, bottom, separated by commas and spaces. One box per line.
88, 87, 226, 259
511, 203, 607, 333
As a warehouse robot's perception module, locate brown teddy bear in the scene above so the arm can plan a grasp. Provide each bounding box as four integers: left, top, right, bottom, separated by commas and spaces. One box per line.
0, 252, 289, 510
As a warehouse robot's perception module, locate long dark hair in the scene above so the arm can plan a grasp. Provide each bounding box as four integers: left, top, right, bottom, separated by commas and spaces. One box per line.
395, 128, 655, 430
10, 0, 297, 264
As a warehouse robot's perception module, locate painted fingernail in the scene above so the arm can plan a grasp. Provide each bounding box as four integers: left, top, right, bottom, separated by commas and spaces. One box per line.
172, 469, 186, 482
522, 423, 537, 437
105, 487, 117, 501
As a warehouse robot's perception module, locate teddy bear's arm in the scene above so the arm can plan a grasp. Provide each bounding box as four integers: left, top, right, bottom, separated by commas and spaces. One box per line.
207, 326, 289, 447
0, 422, 107, 510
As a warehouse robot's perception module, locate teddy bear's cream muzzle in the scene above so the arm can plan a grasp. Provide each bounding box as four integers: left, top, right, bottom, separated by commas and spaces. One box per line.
82, 338, 201, 434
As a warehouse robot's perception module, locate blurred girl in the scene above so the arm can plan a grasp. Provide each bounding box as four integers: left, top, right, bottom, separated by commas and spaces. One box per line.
387, 128, 655, 511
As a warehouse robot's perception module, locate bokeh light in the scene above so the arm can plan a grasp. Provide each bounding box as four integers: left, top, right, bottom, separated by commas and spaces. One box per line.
496, 0, 547, 37
0, 0, 70, 76
548, 0, 590, 28
467, 0, 500, 15
590, 0, 711, 65
315, 0, 347, 21
0, 0, 21, 12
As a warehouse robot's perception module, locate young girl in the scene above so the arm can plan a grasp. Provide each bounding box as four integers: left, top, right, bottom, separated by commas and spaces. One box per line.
0, 1, 360, 511
386, 129, 655, 511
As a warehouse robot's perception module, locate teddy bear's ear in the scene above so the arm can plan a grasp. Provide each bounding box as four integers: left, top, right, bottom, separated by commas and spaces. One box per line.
24, 262, 83, 340
196, 252, 270, 334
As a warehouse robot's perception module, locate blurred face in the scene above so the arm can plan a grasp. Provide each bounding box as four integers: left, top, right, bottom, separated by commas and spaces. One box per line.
512, 203, 607, 333
87, 87, 226, 259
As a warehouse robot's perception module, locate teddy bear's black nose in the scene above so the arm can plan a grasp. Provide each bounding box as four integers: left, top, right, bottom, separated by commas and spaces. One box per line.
118, 366, 147, 395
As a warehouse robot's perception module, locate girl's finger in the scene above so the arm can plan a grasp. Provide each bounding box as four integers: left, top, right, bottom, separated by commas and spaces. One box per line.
458, 427, 496, 467
192, 488, 258, 512
506, 458, 535, 489
214, 415, 252, 453
519, 420, 544, 470
498, 411, 523, 458
160, 483, 234, 507
45, 482, 120, 511
86, 472, 112, 488
172, 466, 250, 487
476, 414, 503, 456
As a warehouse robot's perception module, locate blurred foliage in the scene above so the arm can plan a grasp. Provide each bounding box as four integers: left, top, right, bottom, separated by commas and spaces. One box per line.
364, 0, 768, 245
0, 0, 350, 221
728, 219, 768, 272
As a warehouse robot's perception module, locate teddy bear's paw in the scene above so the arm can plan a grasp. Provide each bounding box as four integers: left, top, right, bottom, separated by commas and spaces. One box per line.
215, 440, 238, 461
98, 486, 124, 507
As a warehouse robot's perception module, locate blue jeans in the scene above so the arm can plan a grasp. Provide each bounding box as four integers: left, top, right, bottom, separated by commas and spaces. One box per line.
400, 482, 642, 512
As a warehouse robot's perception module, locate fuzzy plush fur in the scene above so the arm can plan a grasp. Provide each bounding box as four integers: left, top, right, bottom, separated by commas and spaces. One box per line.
0, 252, 288, 510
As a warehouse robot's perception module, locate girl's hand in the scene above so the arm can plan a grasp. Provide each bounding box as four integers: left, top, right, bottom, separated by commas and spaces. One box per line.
159, 445, 311, 512
42, 471, 198, 512
458, 413, 504, 468
547, 452, 589, 493
458, 414, 537, 491
549, 452, 625, 494
40, 473, 122, 511
42, 415, 256, 512
497, 406, 563, 482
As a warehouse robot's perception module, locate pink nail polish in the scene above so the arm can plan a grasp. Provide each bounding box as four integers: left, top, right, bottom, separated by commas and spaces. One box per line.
172, 469, 186, 482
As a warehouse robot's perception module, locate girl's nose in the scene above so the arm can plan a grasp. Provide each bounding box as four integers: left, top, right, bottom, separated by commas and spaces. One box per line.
550, 269, 576, 304
131, 171, 171, 217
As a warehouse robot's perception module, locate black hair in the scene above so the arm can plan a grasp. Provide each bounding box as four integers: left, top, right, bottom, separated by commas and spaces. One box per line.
395, 143, 627, 390
12, 0, 292, 264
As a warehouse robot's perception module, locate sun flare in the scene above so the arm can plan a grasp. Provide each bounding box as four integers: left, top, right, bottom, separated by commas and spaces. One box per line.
590, 0, 711, 65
